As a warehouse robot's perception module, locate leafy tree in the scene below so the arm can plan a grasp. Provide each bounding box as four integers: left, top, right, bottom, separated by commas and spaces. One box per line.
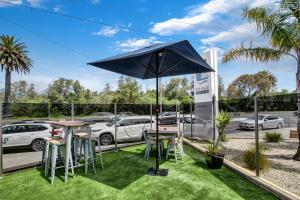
0, 35, 32, 114
11, 80, 37, 102
222, 0, 300, 160
113, 76, 141, 103
227, 71, 277, 98
163, 77, 190, 103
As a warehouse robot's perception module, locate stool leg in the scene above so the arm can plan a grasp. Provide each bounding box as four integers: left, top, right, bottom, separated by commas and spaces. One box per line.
97, 137, 104, 170
166, 143, 170, 160
88, 139, 96, 174
84, 140, 88, 174
173, 142, 177, 163
51, 145, 57, 184
44, 141, 50, 176
74, 138, 78, 165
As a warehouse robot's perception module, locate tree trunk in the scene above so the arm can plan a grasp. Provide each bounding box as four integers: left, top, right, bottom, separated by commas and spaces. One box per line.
293, 53, 300, 161
4, 69, 11, 115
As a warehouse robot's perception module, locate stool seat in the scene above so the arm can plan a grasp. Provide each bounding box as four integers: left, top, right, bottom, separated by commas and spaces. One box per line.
44, 136, 62, 141
73, 132, 88, 138
49, 138, 65, 145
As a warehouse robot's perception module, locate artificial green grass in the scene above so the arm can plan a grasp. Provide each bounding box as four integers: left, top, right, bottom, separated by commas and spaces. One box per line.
0, 145, 277, 200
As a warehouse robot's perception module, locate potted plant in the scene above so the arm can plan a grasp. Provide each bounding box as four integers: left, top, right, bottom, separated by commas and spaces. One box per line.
205, 143, 224, 169
205, 111, 231, 169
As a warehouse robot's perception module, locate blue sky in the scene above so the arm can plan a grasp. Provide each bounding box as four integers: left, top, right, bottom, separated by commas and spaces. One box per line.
0, 0, 297, 93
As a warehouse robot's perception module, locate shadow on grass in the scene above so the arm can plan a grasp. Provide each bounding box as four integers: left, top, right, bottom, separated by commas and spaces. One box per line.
39, 145, 166, 190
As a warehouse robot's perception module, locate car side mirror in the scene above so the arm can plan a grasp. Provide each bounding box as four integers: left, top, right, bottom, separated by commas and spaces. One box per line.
264, 119, 268, 121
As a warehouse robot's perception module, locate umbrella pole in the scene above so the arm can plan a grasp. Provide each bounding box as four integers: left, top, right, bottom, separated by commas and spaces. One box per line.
155, 75, 159, 171
147, 51, 168, 176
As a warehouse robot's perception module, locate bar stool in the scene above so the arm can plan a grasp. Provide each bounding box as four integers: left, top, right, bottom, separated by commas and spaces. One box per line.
166, 131, 184, 162
73, 132, 96, 174
45, 137, 74, 184
144, 131, 164, 160
90, 135, 104, 169
43, 136, 62, 176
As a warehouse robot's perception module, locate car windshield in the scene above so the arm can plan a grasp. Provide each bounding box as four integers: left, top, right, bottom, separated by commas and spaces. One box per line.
106, 117, 121, 126
248, 115, 265, 120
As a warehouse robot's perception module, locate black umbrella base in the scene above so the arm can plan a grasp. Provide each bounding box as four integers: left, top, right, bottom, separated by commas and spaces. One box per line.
147, 167, 169, 176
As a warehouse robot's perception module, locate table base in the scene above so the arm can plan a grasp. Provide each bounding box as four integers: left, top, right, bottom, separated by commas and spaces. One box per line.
147, 167, 168, 176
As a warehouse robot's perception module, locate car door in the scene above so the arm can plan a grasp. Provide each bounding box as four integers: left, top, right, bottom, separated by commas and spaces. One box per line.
2, 125, 18, 147
130, 119, 144, 139
15, 125, 32, 146
269, 116, 279, 128
264, 116, 275, 129
29, 125, 49, 141
117, 119, 133, 140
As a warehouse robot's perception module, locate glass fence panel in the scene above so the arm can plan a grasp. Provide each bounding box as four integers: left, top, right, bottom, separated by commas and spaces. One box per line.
115, 104, 151, 150
257, 94, 299, 197
2, 103, 50, 171
218, 97, 256, 170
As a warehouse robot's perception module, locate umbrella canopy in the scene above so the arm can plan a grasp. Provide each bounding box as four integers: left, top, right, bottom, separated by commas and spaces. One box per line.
88, 40, 214, 176
88, 40, 214, 79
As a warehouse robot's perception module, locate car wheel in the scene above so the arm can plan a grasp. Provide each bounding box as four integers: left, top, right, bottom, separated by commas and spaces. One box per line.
258, 125, 263, 131
100, 133, 113, 146
31, 139, 45, 151
277, 123, 283, 129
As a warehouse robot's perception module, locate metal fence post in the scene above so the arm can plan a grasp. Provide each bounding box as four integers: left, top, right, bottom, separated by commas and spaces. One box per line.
114, 103, 118, 152
190, 100, 193, 141
254, 96, 260, 176
212, 95, 216, 144
48, 102, 51, 120
71, 103, 74, 121
0, 102, 3, 175
150, 104, 153, 129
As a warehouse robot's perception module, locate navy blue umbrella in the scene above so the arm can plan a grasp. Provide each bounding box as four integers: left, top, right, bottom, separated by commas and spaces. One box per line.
88, 40, 214, 176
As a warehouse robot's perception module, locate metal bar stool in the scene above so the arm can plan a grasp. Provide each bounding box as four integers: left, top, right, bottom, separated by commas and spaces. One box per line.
73, 128, 96, 174
44, 137, 74, 184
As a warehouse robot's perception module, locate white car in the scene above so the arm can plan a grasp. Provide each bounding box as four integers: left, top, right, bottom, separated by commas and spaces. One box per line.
90, 116, 155, 145
239, 114, 285, 130
2, 122, 60, 151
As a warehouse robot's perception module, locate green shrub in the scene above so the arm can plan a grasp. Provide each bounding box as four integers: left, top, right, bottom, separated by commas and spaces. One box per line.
207, 143, 221, 155
216, 111, 231, 143
243, 147, 268, 170
265, 132, 283, 143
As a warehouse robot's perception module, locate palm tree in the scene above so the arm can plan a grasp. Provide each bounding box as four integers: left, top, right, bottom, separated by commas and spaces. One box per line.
0, 35, 32, 114
222, 0, 300, 160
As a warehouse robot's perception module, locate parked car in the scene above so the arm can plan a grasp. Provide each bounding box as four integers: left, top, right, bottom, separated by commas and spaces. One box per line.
90, 116, 154, 145
158, 112, 179, 125
82, 112, 115, 123
2, 122, 61, 151
239, 114, 284, 130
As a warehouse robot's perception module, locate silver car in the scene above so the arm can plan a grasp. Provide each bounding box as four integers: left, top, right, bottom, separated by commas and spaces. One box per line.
239, 114, 284, 130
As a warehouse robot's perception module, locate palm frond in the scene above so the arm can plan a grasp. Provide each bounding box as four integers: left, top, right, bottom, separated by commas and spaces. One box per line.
222, 44, 291, 63
0, 35, 32, 74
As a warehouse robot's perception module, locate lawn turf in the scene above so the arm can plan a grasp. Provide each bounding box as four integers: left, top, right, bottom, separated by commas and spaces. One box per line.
0, 145, 278, 200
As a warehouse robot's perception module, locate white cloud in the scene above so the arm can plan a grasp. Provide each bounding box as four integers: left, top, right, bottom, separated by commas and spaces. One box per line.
116, 37, 162, 52
26, 0, 42, 7
150, 0, 276, 36
91, 0, 100, 4
53, 5, 61, 12
0, 0, 22, 7
93, 26, 120, 37
201, 23, 258, 45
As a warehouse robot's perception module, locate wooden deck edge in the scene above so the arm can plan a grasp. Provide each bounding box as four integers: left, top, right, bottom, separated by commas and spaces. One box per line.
183, 138, 300, 200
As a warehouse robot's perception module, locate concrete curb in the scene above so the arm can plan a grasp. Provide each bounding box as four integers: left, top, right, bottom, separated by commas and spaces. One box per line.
183, 138, 300, 200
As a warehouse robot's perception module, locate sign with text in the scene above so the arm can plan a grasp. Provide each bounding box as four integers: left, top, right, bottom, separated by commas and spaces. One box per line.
193, 49, 218, 141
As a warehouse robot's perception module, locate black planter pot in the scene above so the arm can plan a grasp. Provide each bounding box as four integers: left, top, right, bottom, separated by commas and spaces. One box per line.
205, 153, 224, 169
